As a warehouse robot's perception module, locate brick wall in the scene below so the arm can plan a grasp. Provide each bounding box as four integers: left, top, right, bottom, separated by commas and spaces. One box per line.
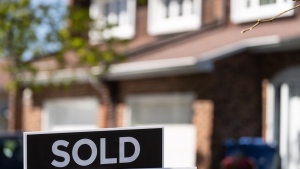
202, 0, 225, 25
193, 100, 213, 169
213, 0, 225, 21
118, 74, 214, 102
213, 52, 263, 138
32, 83, 101, 106
116, 103, 125, 127
210, 52, 263, 169
23, 94, 42, 131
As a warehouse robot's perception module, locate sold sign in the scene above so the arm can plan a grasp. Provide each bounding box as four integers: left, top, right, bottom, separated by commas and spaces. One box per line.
24, 127, 163, 169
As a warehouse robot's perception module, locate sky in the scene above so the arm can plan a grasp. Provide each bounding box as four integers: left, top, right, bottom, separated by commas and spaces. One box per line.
22, 0, 68, 60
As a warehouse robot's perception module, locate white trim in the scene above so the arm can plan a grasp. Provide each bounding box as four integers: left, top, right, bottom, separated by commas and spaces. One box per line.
41, 109, 49, 131
280, 83, 289, 169
162, 128, 164, 167
148, 0, 202, 35
266, 82, 275, 144
231, 0, 295, 24
123, 105, 132, 127
288, 96, 300, 169
110, 56, 198, 74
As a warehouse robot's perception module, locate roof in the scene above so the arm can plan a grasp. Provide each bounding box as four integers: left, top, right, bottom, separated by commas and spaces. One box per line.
126, 16, 300, 62
28, 12, 300, 83
107, 14, 300, 80
107, 35, 283, 80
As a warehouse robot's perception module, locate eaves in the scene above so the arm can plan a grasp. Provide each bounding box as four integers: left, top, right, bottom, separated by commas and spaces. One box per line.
26, 35, 300, 84
107, 35, 282, 80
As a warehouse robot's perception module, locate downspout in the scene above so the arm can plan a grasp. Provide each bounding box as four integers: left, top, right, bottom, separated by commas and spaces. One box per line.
88, 76, 117, 128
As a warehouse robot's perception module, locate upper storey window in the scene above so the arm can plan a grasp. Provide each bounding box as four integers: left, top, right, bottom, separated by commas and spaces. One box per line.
231, 0, 295, 24
260, 0, 276, 5
89, 0, 136, 44
148, 0, 202, 36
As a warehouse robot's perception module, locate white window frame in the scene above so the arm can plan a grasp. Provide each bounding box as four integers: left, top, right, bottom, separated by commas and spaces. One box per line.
89, 0, 136, 44
148, 0, 202, 36
230, 0, 295, 24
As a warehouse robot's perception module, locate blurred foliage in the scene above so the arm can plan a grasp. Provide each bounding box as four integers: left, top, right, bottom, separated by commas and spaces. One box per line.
137, 0, 148, 6
0, 0, 127, 90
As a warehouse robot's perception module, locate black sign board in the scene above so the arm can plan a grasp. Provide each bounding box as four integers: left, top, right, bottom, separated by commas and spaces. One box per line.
24, 127, 163, 169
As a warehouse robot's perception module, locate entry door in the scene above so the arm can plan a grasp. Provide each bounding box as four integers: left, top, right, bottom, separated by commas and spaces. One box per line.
288, 85, 300, 169
269, 67, 300, 169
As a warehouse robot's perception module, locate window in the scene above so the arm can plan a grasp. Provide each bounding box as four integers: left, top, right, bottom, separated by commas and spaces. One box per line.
260, 0, 276, 5
42, 97, 99, 131
148, 0, 202, 35
126, 93, 194, 126
231, 0, 294, 24
89, 0, 136, 44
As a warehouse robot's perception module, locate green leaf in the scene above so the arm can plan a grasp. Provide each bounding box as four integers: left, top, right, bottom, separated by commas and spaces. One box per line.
103, 51, 114, 62
71, 38, 84, 48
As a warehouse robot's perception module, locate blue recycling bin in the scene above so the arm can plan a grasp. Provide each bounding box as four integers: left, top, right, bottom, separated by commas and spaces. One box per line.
224, 137, 277, 169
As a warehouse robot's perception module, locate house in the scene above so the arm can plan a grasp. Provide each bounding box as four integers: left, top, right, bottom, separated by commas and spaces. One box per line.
9, 0, 300, 169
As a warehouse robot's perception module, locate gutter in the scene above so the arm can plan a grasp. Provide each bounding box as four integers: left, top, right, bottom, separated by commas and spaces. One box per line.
106, 35, 281, 80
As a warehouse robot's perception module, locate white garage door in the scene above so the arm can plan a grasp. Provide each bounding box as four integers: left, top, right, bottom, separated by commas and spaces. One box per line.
125, 93, 196, 167
42, 97, 99, 131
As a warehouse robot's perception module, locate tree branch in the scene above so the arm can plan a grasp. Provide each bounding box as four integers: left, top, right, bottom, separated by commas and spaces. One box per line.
241, 1, 300, 33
